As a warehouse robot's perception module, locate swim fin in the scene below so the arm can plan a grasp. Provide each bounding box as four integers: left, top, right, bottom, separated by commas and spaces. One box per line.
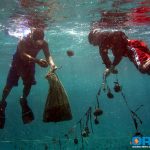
0, 101, 7, 129
20, 97, 34, 124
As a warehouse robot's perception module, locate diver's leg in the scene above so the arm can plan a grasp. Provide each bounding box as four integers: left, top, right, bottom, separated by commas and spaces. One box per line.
1, 85, 12, 102
20, 84, 34, 124
0, 85, 12, 129
1, 61, 19, 103
20, 64, 36, 124
22, 84, 32, 99
142, 59, 150, 70
1, 59, 19, 103
0, 54, 20, 128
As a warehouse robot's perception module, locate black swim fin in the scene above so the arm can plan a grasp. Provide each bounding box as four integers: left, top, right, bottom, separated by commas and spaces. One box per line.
0, 101, 7, 129
20, 97, 34, 124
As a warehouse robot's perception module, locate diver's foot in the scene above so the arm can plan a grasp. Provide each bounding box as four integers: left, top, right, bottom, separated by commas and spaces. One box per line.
0, 101, 7, 129
143, 59, 150, 69
20, 97, 34, 124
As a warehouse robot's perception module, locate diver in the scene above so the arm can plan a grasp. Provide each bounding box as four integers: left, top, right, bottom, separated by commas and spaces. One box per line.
88, 29, 150, 77
0, 28, 57, 129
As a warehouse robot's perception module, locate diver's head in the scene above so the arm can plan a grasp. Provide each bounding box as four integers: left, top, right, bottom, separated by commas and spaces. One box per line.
88, 29, 112, 47
88, 29, 101, 46
31, 28, 44, 46
32, 28, 44, 41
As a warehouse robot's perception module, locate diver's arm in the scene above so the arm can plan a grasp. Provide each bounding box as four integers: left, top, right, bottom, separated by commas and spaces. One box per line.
112, 55, 122, 67
100, 47, 118, 77
99, 47, 112, 68
18, 41, 37, 62
42, 41, 57, 69
112, 47, 125, 67
18, 41, 47, 67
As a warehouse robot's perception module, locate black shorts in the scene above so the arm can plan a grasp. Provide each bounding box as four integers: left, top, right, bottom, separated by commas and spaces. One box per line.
6, 54, 36, 87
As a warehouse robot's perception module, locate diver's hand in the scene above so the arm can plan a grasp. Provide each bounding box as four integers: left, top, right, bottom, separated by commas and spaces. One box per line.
37, 59, 48, 68
103, 66, 118, 78
103, 68, 111, 78
110, 65, 118, 74
51, 65, 58, 72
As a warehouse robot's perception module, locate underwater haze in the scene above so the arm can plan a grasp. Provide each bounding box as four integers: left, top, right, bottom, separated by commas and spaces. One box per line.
0, 0, 150, 149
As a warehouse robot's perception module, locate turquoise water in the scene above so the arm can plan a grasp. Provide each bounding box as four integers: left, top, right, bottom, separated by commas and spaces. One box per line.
0, 0, 150, 149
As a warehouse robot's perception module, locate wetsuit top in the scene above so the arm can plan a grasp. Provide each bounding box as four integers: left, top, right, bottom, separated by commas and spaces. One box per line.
98, 31, 128, 68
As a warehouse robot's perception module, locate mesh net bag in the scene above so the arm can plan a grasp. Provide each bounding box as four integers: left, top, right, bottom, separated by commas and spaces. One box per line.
43, 72, 72, 122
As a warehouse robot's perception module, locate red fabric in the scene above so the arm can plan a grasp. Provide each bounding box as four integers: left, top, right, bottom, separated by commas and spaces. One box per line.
128, 40, 150, 65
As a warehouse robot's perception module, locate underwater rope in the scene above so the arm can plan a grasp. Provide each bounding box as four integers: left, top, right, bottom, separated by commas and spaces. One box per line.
121, 91, 143, 135
101, 72, 143, 136
79, 119, 84, 149
0, 73, 144, 149
115, 73, 143, 135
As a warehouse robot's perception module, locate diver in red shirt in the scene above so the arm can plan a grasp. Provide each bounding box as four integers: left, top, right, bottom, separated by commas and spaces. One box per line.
88, 29, 150, 76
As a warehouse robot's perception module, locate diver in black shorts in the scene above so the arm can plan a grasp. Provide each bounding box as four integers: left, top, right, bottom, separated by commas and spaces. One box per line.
0, 28, 57, 129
